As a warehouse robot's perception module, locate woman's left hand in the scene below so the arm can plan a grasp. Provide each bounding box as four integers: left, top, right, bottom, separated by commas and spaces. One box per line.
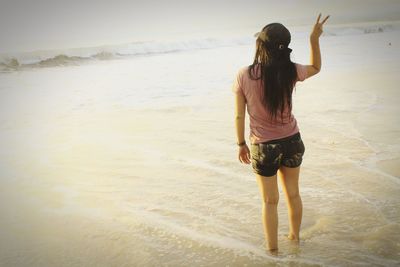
310, 13, 330, 41
238, 144, 251, 164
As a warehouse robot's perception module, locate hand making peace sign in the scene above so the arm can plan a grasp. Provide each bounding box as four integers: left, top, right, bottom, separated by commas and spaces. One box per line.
310, 13, 330, 40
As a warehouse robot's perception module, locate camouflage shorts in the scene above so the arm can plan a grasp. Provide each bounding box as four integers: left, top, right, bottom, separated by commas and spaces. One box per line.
250, 132, 305, 177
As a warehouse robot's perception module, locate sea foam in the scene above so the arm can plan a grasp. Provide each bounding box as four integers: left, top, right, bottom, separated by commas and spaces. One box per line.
1, 20, 399, 71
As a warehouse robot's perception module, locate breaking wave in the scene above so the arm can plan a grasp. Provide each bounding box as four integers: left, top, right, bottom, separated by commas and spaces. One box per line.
1, 20, 399, 71
0, 37, 251, 71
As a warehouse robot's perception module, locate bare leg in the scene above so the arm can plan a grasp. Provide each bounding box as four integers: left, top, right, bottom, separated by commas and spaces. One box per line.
279, 166, 303, 241
255, 173, 279, 252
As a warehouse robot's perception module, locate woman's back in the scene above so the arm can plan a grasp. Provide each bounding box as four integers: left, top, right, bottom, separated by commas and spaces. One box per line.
232, 62, 308, 144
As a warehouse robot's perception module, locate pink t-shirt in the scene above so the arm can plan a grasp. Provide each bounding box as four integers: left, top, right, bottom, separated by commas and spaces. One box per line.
232, 63, 308, 144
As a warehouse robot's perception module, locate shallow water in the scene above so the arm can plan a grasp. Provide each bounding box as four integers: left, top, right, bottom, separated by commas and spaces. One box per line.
0, 28, 399, 266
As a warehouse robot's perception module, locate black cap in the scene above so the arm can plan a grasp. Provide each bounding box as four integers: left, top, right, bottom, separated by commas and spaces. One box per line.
254, 23, 291, 49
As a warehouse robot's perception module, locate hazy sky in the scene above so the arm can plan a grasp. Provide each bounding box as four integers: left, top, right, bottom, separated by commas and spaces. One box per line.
1, 0, 399, 53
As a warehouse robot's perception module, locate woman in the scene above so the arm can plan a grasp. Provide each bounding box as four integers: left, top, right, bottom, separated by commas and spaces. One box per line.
232, 14, 329, 253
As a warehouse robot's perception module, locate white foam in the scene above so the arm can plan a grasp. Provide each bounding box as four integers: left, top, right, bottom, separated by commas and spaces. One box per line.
1, 20, 399, 71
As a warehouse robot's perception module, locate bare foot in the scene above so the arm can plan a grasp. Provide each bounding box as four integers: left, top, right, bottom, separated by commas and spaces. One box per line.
287, 233, 300, 242
268, 248, 279, 256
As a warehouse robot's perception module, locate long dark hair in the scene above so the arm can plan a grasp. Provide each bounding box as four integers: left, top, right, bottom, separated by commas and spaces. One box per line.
248, 23, 298, 122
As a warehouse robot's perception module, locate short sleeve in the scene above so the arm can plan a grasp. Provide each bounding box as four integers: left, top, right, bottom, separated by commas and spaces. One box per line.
295, 63, 308, 82
231, 69, 245, 96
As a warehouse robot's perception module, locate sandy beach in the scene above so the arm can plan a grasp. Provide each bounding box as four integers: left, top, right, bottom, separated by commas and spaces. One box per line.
0, 17, 400, 267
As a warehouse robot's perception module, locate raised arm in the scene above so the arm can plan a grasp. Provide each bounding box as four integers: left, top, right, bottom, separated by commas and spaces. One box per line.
306, 13, 330, 78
